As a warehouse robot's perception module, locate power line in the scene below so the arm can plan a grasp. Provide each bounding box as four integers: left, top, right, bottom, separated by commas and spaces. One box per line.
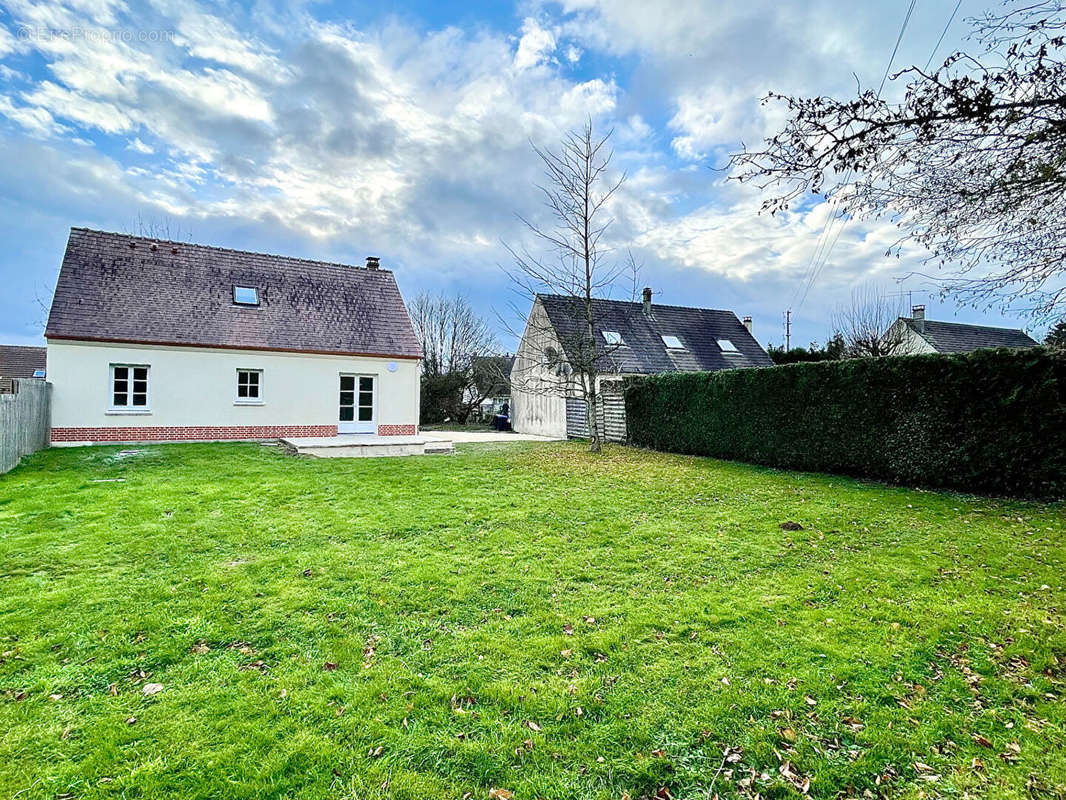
794, 0, 920, 312
924, 0, 963, 72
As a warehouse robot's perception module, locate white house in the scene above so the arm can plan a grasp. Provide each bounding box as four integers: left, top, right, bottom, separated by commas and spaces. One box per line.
885, 305, 1041, 355
45, 228, 422, 445
511, 290, 772, 439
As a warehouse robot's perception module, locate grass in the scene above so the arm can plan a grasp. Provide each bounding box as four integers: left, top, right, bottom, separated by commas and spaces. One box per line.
0, 442, 1064, 800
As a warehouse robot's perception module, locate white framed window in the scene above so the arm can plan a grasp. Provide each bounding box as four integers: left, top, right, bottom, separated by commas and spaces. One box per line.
233, 286, 259, 305
236, 369, 263, 403
661, 335, 685, 349
717, 338, 739, 353
602, 330, 624, 345
110, 364, 149, 411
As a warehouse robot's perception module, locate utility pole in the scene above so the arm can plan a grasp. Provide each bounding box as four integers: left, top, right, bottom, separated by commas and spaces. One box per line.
784, 309, 792, 351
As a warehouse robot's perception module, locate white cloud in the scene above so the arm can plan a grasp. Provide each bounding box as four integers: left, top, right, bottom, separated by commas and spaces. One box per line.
0, 95, 70, 137
127, 136, 153, 153
513, 17, 556, 70
0, 0, 989, 348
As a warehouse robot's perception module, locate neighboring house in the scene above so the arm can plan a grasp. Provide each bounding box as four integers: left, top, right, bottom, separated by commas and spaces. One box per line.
887, 305, 1041, 355
471, 355, 514, 421
0, 344, 47, 394
0, 345, 46, 379
512, 289, 773, 439
45, 228, 422, 445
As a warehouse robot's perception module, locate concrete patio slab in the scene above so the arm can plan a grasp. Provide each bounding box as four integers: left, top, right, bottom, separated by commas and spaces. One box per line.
279, 430, 560, 459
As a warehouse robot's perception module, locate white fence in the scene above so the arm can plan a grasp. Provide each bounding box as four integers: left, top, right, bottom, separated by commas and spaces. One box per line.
1, 380, 51, 474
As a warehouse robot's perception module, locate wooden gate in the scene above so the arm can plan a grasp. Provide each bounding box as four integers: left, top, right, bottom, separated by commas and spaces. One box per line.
565, 381, 627, 442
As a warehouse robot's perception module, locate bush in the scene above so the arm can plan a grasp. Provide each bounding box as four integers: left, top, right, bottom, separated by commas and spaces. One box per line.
420, 372, 468, 425
625, 348, 1066, 499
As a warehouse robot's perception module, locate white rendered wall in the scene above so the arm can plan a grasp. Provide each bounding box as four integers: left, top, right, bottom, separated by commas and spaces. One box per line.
48, 340, 419, 432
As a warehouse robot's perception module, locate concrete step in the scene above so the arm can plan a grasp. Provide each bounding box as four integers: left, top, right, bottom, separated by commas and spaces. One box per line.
423, 442, 456, 455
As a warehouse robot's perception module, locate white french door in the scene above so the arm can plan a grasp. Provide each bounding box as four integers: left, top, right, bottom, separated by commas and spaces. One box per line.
339, 374, 376, 434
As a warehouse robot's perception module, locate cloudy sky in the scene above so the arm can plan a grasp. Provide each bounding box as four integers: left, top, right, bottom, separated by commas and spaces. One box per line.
0, 0, 1044, 350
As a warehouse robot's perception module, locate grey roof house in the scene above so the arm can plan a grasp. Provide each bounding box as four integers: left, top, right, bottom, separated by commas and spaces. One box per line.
888, 306, 1040, 355
512, 289, 772, 439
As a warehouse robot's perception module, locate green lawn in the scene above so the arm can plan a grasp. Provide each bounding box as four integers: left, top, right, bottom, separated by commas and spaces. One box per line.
1, 442, 1064, 800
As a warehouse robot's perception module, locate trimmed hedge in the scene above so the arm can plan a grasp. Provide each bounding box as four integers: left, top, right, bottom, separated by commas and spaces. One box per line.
625, 347, 1066, 500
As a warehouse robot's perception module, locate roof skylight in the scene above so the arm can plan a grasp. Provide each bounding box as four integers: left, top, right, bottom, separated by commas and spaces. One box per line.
602, 331, 624, 345
233, 286, 259, 306
661, 335, 684, 349
717, 338, 739, 352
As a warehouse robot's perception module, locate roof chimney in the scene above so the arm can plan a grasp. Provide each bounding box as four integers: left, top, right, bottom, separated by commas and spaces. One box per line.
365, 256, 380, 270
642, 287, 652, 315
742, 315, 753, 335
911, 304, 925, 320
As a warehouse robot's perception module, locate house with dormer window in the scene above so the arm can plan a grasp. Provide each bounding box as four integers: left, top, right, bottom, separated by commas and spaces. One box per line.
44, 228, 421, 445
511, 289, 772, 439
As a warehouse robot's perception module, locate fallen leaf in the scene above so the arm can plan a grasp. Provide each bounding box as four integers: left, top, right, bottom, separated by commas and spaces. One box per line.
973, 734, 993, 748
367, 745, 384, 758
524, 720, 542, 732
322, 662, 338, 672
804, 695, 817, 706
488, 789, 514, 800
126, 716, 137, 725
141, 683, 163, 696
561, 649, 573, 658
780, 521, 804, 531
651, 749, 666, 758
563, 624, 574, 636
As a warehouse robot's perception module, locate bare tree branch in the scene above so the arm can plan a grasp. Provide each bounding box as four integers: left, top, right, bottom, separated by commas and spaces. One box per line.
504, 120, 627, 452
729, 1, 1066, 321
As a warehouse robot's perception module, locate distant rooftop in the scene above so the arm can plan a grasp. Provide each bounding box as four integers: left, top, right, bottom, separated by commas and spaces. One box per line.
902, 317, 1040, 354
0, 345, 46, 378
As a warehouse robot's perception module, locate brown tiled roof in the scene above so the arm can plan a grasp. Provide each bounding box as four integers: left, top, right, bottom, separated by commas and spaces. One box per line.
0, 345, 46, 378
45, 228, 422, 359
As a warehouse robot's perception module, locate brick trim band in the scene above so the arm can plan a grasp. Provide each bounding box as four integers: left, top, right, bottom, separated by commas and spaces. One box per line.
377, 424, 417, 436
52, 424, 338, 443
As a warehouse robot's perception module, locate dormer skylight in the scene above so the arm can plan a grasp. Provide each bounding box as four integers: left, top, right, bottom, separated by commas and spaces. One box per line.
233, 286, 259, 306
602, 331, 624, 345
661, 335, 684, 349
717, 338, 739, 352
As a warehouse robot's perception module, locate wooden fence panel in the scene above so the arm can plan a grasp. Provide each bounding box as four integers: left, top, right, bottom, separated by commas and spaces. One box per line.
0, 380, 51, 474
565, 384, 627, 443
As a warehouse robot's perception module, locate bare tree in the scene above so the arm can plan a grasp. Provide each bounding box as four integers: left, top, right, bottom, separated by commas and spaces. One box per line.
126, 214, 193, 242
410, 292, 499, 423
832, 285, 908, 357
729, 1, 1066, 321
505, 121, 626, 453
